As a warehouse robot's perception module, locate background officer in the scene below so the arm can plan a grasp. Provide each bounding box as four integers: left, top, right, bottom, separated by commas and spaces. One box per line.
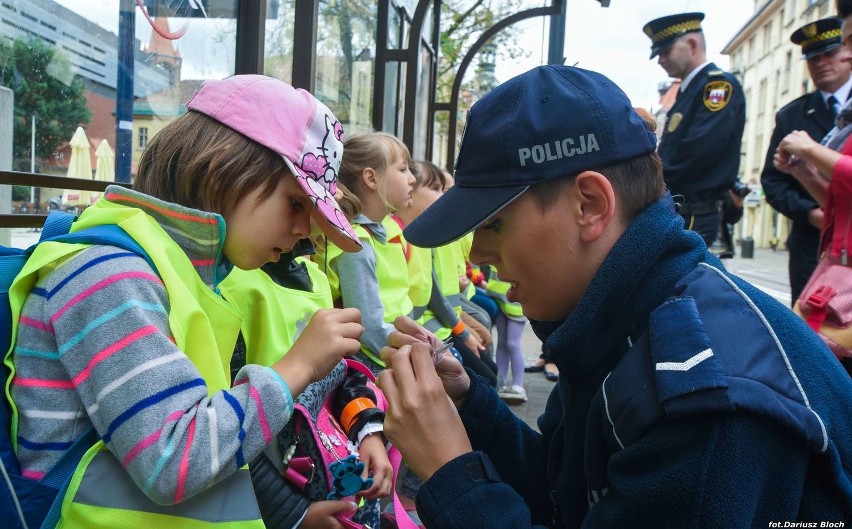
644, 12, 746, 245
761, 16, 851, 305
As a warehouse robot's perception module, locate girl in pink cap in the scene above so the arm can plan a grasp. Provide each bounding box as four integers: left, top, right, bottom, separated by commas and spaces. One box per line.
5, 75, 369, 528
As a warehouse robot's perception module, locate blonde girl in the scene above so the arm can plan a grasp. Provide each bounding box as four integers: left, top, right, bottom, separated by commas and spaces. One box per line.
315, 132, 415, 374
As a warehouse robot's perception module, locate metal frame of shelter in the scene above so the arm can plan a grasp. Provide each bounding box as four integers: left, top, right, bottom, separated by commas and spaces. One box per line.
285, 0, 567, 169
2, 0, 567, 226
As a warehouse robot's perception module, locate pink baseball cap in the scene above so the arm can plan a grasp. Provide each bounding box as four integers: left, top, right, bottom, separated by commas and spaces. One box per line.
186, 74, 361, 252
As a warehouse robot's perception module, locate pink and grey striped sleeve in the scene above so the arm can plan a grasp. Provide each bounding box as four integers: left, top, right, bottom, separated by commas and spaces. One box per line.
12, 245, 292, 505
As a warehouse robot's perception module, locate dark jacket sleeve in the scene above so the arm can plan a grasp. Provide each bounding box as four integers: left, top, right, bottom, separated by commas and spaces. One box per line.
415, 372, 554, 528
761, 110, 821, 225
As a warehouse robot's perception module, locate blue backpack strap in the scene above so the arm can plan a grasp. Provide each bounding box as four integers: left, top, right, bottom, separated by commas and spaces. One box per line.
43, 225, 157, 273
38, 211, 76, 242
39, 428, 99, 529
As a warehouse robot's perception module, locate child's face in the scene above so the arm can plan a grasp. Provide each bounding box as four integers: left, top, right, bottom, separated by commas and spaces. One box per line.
382, 150, 415, 212
222, 172, 313, 269
408, 184, 442, 218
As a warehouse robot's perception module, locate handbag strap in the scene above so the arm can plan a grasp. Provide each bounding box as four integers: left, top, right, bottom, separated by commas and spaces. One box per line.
801, 285, 837, 332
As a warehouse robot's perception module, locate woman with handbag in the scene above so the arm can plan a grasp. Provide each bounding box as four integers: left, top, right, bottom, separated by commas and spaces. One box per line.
773, 0, 852, 374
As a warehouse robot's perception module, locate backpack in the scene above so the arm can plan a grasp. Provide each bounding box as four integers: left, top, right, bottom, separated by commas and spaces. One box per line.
277, 359, 418, 529
0, 211, 155, 529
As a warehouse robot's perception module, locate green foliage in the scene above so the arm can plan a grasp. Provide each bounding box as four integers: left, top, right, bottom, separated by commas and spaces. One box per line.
11, 185, 29, 202
0, 37, 91, 168
438, 0, 530, 100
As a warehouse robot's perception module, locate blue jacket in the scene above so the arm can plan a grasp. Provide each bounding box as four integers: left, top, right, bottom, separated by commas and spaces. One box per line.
415, 196, 852, 528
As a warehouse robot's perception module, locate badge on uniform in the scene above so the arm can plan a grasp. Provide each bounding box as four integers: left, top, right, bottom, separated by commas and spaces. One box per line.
666, 112, 683, 133
703, 80, 733, 112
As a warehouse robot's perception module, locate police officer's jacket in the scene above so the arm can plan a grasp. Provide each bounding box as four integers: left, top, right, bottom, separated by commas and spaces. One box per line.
413, 195, 852, 528
660, 63, 746, 205
761, 90, 837, 272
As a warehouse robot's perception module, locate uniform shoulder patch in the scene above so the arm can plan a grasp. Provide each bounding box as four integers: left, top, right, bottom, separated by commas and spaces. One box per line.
703, 80, 733, 111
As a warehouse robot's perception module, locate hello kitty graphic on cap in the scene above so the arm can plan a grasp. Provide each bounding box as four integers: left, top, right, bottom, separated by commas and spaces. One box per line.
187, 74, 361, 252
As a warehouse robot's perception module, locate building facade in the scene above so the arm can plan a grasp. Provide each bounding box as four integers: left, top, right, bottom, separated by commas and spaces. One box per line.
723, 0, 835, 248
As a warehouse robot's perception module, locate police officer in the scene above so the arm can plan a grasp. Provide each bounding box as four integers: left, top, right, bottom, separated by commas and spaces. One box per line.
643, 12, 746, 245
762, 17, 851, 305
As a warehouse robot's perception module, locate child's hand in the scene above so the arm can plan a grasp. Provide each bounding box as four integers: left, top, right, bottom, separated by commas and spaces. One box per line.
461, 332, 485, 357
301, 500, 357, 528
294, 308, 363, 381
357, 433, 392, 499
384, 316, 471, 406
273, 308, 363, 396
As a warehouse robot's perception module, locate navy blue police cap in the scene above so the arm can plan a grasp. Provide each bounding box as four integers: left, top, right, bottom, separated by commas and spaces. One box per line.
403, 65, 657, 248
643, 12, 705, 59
790, 17, 843, 59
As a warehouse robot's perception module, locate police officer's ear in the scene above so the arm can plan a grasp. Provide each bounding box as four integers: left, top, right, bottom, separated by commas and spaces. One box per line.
572, 171, 617, 243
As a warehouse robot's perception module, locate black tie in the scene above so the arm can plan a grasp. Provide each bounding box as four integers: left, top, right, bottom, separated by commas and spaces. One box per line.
828, 95, 840, 120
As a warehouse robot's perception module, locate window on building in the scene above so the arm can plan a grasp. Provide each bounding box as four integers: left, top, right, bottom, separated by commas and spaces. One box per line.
762, 24, 771, 56
758, 78, 768, 116
749, 36, 756, 63
137, 127, 148, 150
774, 69, 781, 110
753, 133, 763, 172
783, 50, 792, 94
745, 88, 752, 122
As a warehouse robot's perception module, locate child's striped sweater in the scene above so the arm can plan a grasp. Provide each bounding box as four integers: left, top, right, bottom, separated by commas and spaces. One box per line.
11, 186, 293, 505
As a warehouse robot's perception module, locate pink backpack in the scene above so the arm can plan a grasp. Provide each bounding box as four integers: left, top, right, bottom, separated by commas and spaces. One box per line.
280, 359, 418, 529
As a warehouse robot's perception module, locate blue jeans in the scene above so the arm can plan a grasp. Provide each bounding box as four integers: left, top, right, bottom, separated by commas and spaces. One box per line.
471, 287, 499, 322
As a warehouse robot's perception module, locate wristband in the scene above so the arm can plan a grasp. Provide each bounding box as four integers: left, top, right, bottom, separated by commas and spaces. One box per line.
451, 320, 467, 336
340, 397, 377, 434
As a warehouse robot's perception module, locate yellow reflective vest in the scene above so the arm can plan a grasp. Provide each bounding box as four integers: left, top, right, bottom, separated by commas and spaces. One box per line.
485, 268, 526, 321
315, 216, 413, 365
220, 258, 333, 365
5, 201, 265, 529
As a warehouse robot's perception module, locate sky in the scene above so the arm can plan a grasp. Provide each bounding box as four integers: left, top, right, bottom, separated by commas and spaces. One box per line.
57, 0, 756, 110
494, 0, 758, 111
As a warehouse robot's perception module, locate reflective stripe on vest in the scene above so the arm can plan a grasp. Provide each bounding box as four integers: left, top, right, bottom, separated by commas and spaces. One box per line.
8, 201, 264, 528
64, 447, 260, 527
220, 258, 332, 365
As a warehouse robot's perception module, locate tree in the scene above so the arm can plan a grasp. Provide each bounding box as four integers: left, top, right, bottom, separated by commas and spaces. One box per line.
0, 37, 91, 171
438, 0, 530, 100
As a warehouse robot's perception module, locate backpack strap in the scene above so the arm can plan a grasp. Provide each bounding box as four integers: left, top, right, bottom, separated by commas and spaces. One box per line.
38, 211, 76, 242
43, 225, 157, 273
40, 428, 99, 529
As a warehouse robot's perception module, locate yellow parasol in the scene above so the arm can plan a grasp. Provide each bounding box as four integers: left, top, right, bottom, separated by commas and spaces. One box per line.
87, 139, 115, 205
62, 126, 92, 207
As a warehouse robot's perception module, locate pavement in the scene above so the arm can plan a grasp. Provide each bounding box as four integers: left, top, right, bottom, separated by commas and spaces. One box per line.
7, 228, 792, 431
507, 246, 792, 431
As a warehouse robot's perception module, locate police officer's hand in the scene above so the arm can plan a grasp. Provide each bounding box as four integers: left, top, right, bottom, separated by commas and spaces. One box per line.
273, 308, 363, 396
377, 342, 473, 480
384, 316, 471, 406
300, 500, 357, 529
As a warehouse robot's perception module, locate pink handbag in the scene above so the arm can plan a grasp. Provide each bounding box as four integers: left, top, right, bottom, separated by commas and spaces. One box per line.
794, 170, 852, 360
794, 253, 852, 359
